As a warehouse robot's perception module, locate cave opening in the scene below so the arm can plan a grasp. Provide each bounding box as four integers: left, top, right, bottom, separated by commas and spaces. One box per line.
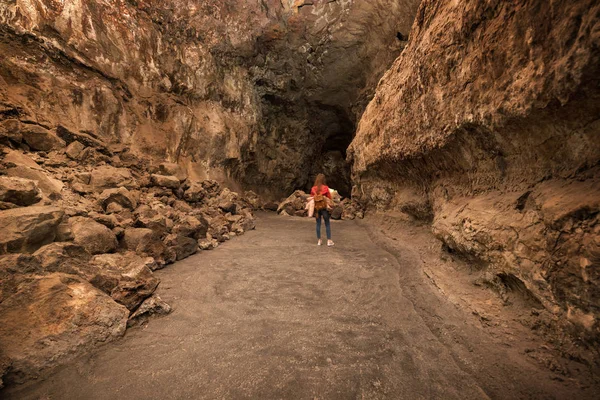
304, 104, 356, 198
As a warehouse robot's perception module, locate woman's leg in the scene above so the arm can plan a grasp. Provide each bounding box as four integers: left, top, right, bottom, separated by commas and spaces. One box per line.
316, 211, 322, 239
323, 210, 332, 240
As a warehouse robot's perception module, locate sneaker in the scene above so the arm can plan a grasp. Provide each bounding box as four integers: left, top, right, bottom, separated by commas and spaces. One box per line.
327, 240, 334, 247
317, 239, 322, 246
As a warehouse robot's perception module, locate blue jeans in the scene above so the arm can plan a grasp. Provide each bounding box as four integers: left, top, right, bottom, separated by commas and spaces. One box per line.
316, 209, 331, 240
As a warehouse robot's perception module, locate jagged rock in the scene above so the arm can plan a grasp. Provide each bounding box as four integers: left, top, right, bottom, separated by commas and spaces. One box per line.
244, 190, 261, 210
20, 124, 65, 151
65, 141, 86, 160
89, 253, 159, 311
6, 165, 63, 199
164, 234, 198, 261
330, 205, 343, 220
151, 174, 180, 189
122, 227, 175, 266
127, 295, 172, 327
0, 273, 128, 383
34, 242, 91, 274
55, 125, 108, 152
207, 215, 231, 242
0, 176, 41, 206
89, 166, 137, 192
0, 118, 22, 144
183, 182, 206, 202
158, 162, 187, 181
69, 216, 118, 255
218, 201, 237, 214
198, 238, 219, 251
98, 187, 138, 211
88, 212, 119, 229
0, 254, 42, 302
172, 215, 209, 239
0, 206, 64, 254
277, 190, 310, 214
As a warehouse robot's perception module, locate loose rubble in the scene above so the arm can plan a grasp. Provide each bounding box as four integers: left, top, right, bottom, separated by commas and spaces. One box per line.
276, 189, 364, 220
0, 130, 256, 384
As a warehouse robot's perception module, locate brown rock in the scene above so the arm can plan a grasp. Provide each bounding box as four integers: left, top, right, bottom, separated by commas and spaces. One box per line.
89, 253, 159, 311
164, 234, 198, 261
0, 206, 64, 254
183, 182, 206, 202
89, 165, 137, 192
6, 165, 64, 199
122, 227, 175, 265
21, 124, 65, 151
98, 187, 138, 211
0, 119, 22, 144
0, 176, 41, 206
0, 273, 128, 383
173, 215, 209, 239
151, 174, 180, 189
70, 216, 118, 255
158, 162, 187, 181
65, 141, 86, 160
33, 242, 91, 274
127, 295, 172, 327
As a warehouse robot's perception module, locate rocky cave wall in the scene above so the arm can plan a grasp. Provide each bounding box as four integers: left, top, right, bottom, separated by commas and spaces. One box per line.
350, 0, 600, 349
1, 0, 421, 199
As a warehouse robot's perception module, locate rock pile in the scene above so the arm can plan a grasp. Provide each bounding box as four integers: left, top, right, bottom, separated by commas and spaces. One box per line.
276, 190, 364, 220
0, 125, 256, 385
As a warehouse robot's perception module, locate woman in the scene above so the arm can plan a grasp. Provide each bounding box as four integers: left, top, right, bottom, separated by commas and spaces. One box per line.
310, 173, 334, 246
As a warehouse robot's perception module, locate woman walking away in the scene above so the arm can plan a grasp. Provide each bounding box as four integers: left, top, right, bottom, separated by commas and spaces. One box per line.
311, 173, 334, 247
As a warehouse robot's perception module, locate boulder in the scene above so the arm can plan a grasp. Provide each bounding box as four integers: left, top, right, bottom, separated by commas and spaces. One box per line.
0, 176, 41, 206
164, 234, 198, 261
70, 216, 118, 255
89, 253, 160, 311
158, 162, 187, 181
65, 141, 86, 160
0, 119, 22, 144
122, 227, 175, 266
6, 165, 64, 199
98, 187, 137, 211
218, 201, 237, 214
244, 190, 261, 210
183, 182, 206, 202
34, 242, 91, 274
151, 174, 180, 189
0, 254, 42, 303
0, 206, 64, 254
331, 205, 343, 220
0, 273, 128, 383
55, 125, 108, 152
89, 165, 137, 192
127, 295, 172, 327
172, 215, 209, 239
21, 124, 65, 151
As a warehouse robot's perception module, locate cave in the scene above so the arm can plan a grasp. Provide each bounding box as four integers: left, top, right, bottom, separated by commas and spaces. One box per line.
0, 0, 599, 396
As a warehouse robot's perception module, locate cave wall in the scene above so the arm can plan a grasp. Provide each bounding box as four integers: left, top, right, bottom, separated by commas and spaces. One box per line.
0, 0, 421, 199
349, 0, 600, 346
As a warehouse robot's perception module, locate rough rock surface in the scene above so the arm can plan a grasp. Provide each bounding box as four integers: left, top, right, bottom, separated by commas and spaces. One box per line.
0, 0, 420, 198
0, 273, 129, 384
350, 0, 600, 350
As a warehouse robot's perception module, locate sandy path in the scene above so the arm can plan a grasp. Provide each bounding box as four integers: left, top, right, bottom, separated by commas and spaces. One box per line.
4, 213, 591, 399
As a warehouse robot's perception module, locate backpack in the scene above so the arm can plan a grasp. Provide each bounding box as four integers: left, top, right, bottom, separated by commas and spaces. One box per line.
314, 192, 327, 211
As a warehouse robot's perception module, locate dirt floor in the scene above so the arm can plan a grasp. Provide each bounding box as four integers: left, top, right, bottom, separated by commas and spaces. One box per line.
3, 212, 599, 399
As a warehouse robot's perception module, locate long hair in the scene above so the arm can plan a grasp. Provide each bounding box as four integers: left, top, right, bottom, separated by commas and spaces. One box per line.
314, 173, 326, 195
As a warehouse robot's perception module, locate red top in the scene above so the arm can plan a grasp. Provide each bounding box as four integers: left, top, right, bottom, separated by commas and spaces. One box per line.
310, 185, 331, 199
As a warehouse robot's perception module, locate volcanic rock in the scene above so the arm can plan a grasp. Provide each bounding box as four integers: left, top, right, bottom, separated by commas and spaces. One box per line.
69, 216, 118, 255
0, 206, 64, 254
0, 176, 41, 207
